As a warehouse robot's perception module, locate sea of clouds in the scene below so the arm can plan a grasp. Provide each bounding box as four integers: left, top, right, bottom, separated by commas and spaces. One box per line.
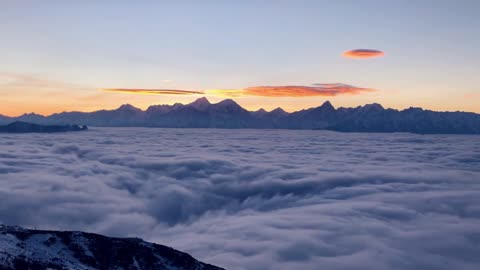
1, 128, 480, 270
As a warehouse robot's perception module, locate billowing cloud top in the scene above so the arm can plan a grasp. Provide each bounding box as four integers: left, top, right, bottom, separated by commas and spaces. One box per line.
1, 129, 479, 270
103, 83, 375, 97
343, 49, 385, 59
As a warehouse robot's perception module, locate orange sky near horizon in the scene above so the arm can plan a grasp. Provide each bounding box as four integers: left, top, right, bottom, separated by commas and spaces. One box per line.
1, 71, 479, 117
2, 88, 479, 117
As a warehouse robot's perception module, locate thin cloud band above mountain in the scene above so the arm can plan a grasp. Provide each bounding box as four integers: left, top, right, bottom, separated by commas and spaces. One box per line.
102, 83, 376, 97
102, 88, 204, 95
248, 84, 374, 97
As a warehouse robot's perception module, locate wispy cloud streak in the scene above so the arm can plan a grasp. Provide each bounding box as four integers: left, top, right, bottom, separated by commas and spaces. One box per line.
102, 88, 204, 95
104, 84, 375, 97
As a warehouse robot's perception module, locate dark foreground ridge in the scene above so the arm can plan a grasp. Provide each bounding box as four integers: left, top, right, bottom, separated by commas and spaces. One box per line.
0, 121, 88, 133
0, 225, 224, 270
1, 98, 479, 134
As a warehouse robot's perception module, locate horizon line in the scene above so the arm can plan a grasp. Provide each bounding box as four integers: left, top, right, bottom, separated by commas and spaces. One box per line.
0, 98, 477, 118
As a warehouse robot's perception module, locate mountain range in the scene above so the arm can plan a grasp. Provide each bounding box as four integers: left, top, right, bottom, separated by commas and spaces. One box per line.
1, 98, 479, 134
0, 225, 223, 270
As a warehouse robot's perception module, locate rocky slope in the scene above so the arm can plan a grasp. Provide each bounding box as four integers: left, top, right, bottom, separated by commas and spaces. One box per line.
0, 225, 223, 270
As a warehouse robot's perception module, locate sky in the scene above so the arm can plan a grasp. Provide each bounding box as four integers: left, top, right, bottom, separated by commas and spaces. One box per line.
1, 0, 479, 116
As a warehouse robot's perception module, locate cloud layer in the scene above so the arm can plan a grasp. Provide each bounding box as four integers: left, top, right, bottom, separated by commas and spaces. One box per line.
343, 49, 385, 59
103, 83, 375, 97
1, 129, 479, 270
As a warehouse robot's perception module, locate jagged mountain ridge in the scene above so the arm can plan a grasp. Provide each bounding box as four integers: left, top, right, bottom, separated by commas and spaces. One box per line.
0, 225, 224, 270
0, 98, 479, 134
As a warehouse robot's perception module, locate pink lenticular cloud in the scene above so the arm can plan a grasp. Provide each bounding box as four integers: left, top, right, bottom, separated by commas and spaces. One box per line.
343, 49, 385, 59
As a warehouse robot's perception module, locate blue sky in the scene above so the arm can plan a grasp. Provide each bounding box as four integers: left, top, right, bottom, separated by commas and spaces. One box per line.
1, 0, 479, 115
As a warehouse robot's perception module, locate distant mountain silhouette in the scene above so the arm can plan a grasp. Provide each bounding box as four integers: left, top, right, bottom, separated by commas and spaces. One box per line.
0, 225, 223, 270
0, 98, 479, 134
0, 121, 88, 133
